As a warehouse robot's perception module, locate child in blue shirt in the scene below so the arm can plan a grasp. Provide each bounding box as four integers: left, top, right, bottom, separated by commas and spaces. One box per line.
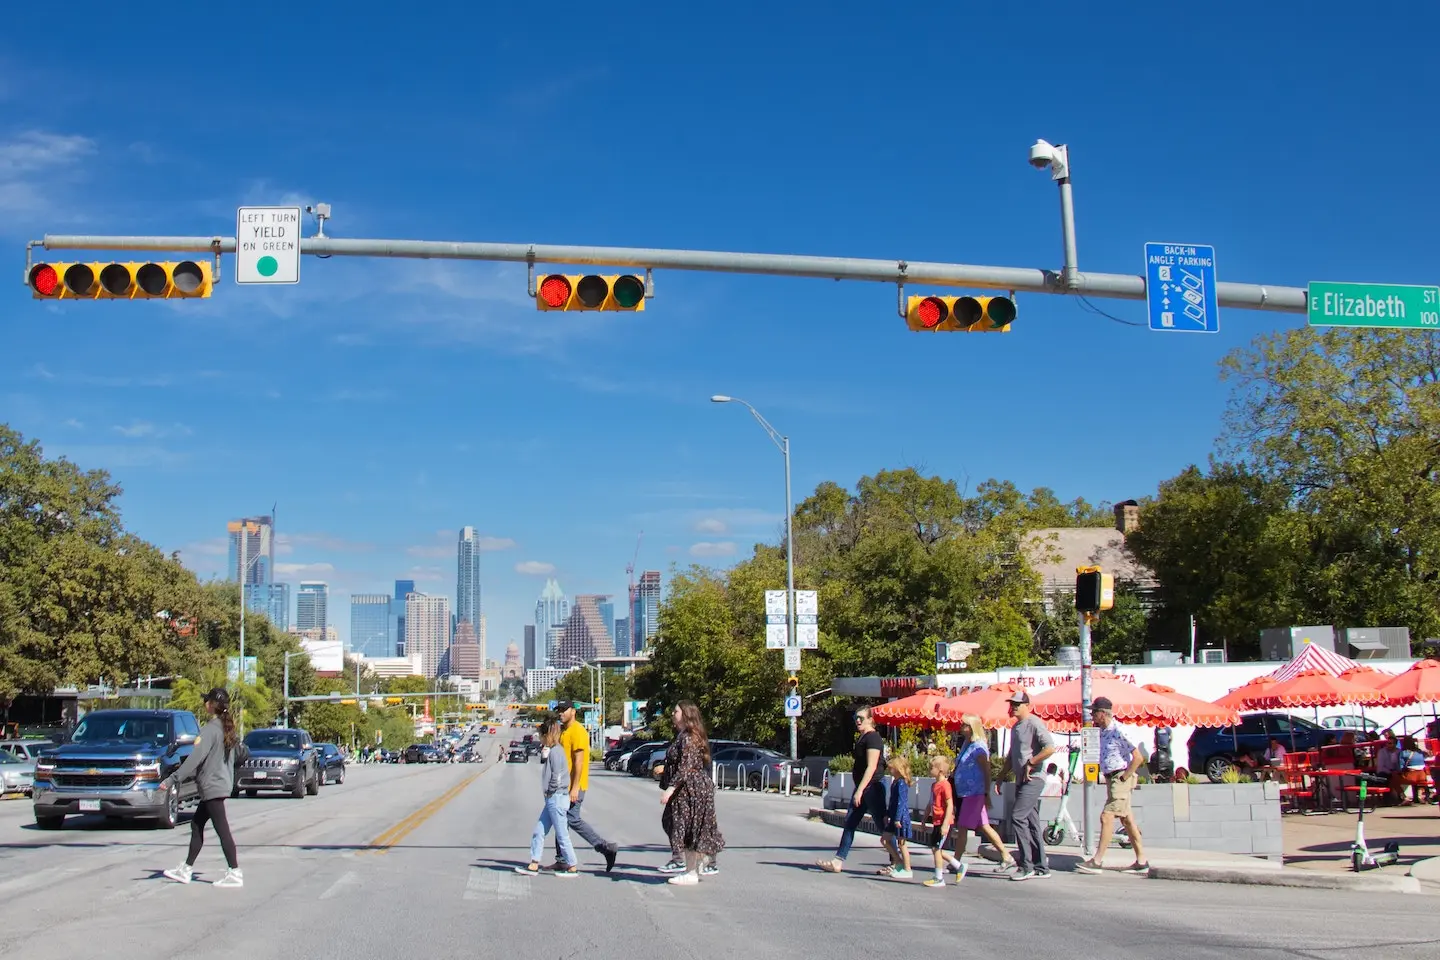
879, 755, 914, 878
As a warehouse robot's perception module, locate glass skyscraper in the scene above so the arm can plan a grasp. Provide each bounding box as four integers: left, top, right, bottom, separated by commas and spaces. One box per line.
228, 515, 277, 622
350, 595, 392, 659
632, 571, 661, 653
456, 527, 484, 664
296, 582, 329, 635
534, 579, 568, 667
392, 579, 415, 656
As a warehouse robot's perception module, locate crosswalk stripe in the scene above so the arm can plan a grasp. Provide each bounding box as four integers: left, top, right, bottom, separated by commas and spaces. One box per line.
319, 870, 358, 900
463, 866, 531, 901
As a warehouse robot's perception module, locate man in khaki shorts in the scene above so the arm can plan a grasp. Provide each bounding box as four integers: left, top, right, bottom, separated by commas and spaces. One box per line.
1075, 697, 1149, 875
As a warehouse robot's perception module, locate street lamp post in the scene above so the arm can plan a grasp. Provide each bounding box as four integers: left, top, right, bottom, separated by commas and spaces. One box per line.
711, 395, 798, 761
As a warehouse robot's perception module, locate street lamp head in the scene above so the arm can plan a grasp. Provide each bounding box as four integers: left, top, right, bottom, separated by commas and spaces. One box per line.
1029, 139, 1069, 181
710, 395, 733, 403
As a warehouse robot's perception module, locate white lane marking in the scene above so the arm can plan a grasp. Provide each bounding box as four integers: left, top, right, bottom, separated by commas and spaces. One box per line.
319, 870, 359, 901
463, 866, 531, 901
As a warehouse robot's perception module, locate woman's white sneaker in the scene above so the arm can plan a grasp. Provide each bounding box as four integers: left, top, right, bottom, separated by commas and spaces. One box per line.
162, 864, 192, 884
213, 868, 244, 888
667, 872, 700, 885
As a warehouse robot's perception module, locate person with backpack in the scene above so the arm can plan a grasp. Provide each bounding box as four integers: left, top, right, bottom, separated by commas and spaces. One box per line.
160, 688, 244, 888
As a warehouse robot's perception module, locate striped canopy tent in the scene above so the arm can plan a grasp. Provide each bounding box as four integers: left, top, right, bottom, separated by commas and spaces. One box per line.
1142, 684, 1240, 728
871, 687, 949, 728
1377, 659, 1440, 708
1268, 642, 1361, 683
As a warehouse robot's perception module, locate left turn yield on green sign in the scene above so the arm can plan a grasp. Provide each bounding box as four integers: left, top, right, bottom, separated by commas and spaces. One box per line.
236, 206, 302, 284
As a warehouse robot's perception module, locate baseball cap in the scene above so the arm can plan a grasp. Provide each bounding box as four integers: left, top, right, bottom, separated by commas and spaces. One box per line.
554, 700, 575, 713
1092, 696, 1114, 711
202, 687, 230, 709
1007, 690, 1030, 705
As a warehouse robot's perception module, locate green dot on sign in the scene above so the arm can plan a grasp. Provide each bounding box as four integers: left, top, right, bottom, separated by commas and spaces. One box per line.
257, 256, 278, 277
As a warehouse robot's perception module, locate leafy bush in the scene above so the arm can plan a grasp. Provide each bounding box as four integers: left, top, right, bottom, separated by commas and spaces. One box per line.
828, 755, 854, 773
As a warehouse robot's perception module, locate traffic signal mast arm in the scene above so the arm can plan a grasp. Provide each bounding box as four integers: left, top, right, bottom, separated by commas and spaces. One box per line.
28, 232, 1309, 314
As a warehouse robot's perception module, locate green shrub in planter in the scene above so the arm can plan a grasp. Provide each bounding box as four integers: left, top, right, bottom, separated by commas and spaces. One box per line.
829, 755, 854, 773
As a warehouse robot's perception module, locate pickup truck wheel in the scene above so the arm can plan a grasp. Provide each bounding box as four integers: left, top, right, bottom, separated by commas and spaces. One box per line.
155, 789, 179, 830
306, 768, 319, 796
35, 815, 64, 830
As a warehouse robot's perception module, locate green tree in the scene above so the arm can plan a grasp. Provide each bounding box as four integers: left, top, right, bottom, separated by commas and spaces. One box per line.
536, 669, 631, 726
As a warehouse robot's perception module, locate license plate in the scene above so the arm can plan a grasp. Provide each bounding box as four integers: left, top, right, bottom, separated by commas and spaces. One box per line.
78, 799, 101, 812
253, 771, 267, 779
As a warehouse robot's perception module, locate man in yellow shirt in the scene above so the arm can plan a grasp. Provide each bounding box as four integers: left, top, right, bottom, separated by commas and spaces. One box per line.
555, 701, 618, 873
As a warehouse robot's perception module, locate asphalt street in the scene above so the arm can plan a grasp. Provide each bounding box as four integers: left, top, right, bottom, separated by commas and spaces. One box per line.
1, 725, 1436, 960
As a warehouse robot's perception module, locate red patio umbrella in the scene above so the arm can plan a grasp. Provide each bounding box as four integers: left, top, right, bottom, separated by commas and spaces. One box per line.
1377, 659, 1440, 708
871, 687, 949, 727
932, 682, 1029, 730
1252, 668, 1385, 710
1141, 684, 1239, 728
1215, 675, 1280, 712
1030, 671, 1190, 728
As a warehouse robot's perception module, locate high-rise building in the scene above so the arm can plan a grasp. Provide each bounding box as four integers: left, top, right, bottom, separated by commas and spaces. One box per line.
552, 595, 616, 669
523, 625, 537, 671
632, 570, 661, 653
405, 593, 451, 679
296, 582, 329, 635
448, 618, 483, 680
266, 582, 290, 631
350, 595, 392, 660
613, 617, 631, 657
228, 515, 278, 623
534, 579, 569, 653
392, 579, 415, 657
544, 625, 564, 670
598, 600, 615, 643
456, 526, 484, 661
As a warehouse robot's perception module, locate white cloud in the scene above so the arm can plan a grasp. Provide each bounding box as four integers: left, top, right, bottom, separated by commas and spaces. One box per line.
275, 562, 336, 577
689, 542, 737, 558
0, 131, 95, 216
178, 536, 228, 558
693, 518, 728, 535
406, 545, 451, 559
515, 560, 557, 576
111, 421, 192, 439
403, 565, 446, 584
479, 536, 516, 551
62, 418, 83, 429
279, 533, 375, 555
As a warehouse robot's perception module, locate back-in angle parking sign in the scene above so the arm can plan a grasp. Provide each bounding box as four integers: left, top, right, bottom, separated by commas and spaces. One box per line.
1145, 242, 1218, 333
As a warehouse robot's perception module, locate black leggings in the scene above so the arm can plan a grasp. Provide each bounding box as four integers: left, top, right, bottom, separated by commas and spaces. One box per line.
188, 799, 239, 869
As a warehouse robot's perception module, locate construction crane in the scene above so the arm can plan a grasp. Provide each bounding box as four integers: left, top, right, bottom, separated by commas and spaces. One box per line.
626, 531, 644, 621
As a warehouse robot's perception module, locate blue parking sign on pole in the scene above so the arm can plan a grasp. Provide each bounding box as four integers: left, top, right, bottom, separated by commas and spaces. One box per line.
1145, 242, 1219, 333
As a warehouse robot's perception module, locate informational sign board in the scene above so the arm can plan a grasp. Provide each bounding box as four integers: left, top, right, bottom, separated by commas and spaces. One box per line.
766, 623, 789, 649
764, 590, 788, 616
784, 694, 803, 718
1145, 242, 1219, 333
784, 647, 802, 671
226, 655, 258, 685
235, 206, 302, 284
1082, 726, 1101, 763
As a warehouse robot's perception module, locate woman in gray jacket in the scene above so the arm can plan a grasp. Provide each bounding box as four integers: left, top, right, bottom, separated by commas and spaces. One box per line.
161, 688, 243, 888
515, 720, 578, 877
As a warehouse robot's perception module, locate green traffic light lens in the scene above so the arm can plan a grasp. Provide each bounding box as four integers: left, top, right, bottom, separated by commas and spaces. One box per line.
613, 274, 644, 309
988, 297, 1017, 327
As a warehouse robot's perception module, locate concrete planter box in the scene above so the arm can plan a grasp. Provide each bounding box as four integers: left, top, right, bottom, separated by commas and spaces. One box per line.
824, 776, 1283, 861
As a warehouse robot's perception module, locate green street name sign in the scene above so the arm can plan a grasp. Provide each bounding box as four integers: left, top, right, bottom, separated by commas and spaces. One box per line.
1308, 281, 1440, 329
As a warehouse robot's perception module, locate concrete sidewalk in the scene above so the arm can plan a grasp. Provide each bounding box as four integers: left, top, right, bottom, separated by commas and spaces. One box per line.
807, 806, 1429, 894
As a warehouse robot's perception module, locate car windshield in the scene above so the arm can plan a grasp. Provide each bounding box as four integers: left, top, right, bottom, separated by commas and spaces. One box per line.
245, 731, 302, 751
71, 715, 170, 745
0, 749, 21, 764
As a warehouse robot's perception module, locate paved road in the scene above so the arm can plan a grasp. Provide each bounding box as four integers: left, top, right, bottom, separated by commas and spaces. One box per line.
1, 729, 1436, 960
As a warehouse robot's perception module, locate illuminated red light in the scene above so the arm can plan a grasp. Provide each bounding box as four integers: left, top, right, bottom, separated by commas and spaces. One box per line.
917, 296, 946, 328
539, 275, 572, 308
30, 264, 59, 296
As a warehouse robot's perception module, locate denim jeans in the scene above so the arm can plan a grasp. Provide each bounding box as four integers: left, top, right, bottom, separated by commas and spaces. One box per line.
532, 793, 576, 867
835, 781, 888, 861
558, 789, 611, 855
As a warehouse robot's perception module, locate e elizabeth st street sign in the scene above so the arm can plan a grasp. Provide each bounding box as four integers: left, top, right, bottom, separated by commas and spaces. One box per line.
1307, 281, 1440, 329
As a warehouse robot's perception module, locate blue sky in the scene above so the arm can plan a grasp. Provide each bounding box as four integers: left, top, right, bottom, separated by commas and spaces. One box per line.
2, 3, 1436, 656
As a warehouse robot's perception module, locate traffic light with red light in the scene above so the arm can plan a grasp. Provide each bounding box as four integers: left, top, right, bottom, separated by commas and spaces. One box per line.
535, 273, 646, 312
29, 261, 213, 300
904, 294, 1015, 332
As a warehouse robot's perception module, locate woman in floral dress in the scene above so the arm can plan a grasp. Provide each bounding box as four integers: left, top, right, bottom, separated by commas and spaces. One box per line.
659, 701, 725, 886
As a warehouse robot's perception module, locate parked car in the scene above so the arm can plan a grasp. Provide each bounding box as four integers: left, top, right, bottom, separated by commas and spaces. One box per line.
30, 709, 200, 829
626, 741, 668, 776
236, 728, 321, 798
712, 746, 807, 790
1, 748, 35, 796
316, 743, 347, 784
0, 739, 57, 766
1187, 712, 1328, 782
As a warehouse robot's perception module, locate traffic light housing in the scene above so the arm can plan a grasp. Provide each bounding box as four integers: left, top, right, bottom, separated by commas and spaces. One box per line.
905, 294, 1015, 332
787, 675, 799, 694
28, 261, 213, 300
1075, 566, 1115, 613
535, 273, 646, 311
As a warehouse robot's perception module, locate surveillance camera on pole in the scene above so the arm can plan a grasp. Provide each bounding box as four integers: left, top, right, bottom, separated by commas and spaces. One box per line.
1029, 139, 1079, 290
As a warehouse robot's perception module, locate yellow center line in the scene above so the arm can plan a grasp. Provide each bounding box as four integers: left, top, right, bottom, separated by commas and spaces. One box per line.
363, 770, 484, 855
